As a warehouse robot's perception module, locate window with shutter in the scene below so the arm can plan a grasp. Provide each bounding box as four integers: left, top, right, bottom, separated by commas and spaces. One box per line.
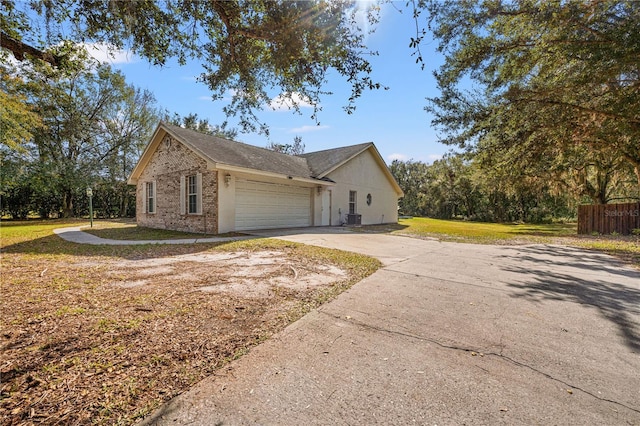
188, 175, 197, 214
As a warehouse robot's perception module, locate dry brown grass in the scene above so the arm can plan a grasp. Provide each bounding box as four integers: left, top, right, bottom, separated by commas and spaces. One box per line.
0, 220, 380, 425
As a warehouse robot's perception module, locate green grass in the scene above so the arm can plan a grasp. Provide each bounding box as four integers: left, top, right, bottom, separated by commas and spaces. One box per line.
81, 220, 243, 240
388, 217, 638, 268
1, 218, 88, 247
574, 238, 640, 267
393, 217, 575, 243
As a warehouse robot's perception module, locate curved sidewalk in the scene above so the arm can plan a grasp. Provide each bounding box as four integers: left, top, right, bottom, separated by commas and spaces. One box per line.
53, 226, 252, 245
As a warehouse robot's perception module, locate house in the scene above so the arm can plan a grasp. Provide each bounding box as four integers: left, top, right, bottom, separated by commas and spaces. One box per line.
127, 122, 403, 234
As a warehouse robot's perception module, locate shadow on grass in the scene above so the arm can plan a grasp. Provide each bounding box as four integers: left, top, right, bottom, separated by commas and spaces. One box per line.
501, 245, 640, 352
395, 217, 577, 241
507, 223, 576, 237
83, 226, 228, 241
1, 233, 240, 260
353, 223, 409, 233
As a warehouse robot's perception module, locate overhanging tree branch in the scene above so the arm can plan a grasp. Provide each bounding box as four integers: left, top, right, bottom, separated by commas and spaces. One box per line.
0, 32, 58, 66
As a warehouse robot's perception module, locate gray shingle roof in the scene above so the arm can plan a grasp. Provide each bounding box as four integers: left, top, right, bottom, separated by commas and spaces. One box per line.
164, 123, 312, 179
163, 122, 373, 181
299, 142, 372, 178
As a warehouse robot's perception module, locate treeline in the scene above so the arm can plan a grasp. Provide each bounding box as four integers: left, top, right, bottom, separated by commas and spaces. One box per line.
391, 153, 639, 223
1, 43, 237, 219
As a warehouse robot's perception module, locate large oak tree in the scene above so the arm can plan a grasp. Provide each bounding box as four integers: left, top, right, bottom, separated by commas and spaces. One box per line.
1, 0, 381, 134
423, 0, 640, 198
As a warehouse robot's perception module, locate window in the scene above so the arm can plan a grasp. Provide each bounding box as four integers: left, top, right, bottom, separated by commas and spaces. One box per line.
349, 190, 357, 214
181, 173, 202, 215
146, 181, 155, 214
188, 175, 198, 214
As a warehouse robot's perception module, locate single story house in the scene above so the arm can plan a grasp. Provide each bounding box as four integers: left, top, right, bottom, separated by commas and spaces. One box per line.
128, 122, 404, 234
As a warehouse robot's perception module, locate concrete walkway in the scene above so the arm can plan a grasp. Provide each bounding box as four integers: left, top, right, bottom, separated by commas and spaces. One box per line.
53, 226, 252, 245
139, 228, 640, 425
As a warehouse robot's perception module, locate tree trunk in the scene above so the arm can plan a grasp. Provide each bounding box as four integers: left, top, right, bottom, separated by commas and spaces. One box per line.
62, 191, 74, 218
120, 187, 129, 218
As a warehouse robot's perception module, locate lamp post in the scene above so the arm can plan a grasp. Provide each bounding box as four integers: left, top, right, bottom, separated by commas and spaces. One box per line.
86, 187, 93, 228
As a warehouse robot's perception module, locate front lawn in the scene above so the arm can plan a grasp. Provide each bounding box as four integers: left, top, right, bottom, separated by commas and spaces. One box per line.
0, 220, 380, 425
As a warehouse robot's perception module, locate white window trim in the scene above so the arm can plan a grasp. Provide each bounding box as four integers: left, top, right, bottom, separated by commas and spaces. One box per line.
184, 172, 203, 215
145, 181, 156, 214
349, 190, 357, 215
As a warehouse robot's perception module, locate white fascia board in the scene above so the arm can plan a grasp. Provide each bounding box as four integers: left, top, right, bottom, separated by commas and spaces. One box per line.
210, 163, 333, 187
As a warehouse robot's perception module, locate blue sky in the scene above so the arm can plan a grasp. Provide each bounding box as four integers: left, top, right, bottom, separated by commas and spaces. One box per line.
88, 3, 447, 164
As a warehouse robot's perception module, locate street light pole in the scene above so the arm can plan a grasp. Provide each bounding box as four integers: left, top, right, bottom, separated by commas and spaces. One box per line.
86, 187, 93, 228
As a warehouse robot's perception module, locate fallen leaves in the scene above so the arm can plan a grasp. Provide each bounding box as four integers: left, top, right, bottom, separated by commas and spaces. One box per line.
1, 241, 374, 425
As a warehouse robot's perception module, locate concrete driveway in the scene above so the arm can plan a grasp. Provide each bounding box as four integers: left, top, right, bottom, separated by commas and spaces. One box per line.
141, 228, 640, 425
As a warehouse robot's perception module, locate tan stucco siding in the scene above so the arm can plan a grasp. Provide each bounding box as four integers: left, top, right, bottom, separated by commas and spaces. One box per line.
217, 171, 236, 234
136, 134, 218, 234
325, 149, 399, 226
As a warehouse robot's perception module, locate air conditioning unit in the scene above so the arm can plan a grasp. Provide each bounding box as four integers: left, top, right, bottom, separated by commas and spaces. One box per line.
346, 214, 362, 225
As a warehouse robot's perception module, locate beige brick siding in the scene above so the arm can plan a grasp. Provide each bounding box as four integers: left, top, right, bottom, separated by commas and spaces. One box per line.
136, 135, 218, 234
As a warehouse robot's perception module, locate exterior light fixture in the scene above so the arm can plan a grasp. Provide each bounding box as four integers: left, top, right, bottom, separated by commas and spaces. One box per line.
224, 173, 231, 186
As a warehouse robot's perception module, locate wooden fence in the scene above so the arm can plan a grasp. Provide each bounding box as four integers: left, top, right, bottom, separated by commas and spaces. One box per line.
578, 202, 640, 235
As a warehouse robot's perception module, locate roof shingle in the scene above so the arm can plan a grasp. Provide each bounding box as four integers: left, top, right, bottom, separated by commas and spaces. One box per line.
299, 142, 372, 178
164, 123, 376, 181
164, 123, 312, 178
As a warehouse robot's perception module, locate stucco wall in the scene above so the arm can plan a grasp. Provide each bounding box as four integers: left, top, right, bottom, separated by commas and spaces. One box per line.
325, 149, 399, 226
136, 134, 218, 234
217, 172, 236, 234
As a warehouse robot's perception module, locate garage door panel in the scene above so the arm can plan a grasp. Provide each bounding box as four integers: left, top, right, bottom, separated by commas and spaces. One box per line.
235, 180, 311, 231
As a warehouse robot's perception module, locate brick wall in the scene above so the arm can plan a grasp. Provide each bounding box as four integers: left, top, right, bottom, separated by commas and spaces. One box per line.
137, 135, 218, 234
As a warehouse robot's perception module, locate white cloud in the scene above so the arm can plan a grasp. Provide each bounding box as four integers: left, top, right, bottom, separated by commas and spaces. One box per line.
349, 0, 386, 42
388, 153, 409, 162
270, 92, 315, 111
427, 154, 443, 162
288, 124, 329, 133
83, 42, 136, 64
352, 1, 376, 34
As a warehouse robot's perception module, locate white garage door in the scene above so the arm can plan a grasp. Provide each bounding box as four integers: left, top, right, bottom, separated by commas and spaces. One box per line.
235, 180, 311, 231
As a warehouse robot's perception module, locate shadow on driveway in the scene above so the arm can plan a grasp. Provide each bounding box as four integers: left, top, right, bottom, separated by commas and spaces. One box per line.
501, 245, 640, 352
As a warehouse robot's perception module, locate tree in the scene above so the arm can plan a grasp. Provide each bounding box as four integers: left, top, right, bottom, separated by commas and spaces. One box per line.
389, 152, 578, 223
1, 0, 383, 134
8, 42, 159, 217
390, 159, 430, 216
99, 86, 161, 217
0, 72, 43, 151
168, 112, 238, 140
266, 136, 305, 155
0, 149, 32, 218
424, 0, 640, 200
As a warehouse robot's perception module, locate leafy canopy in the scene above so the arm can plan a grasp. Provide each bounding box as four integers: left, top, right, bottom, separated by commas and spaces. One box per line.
1, 0, 382, 134
423, 0, 640, 194
4, 42, 161, 217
